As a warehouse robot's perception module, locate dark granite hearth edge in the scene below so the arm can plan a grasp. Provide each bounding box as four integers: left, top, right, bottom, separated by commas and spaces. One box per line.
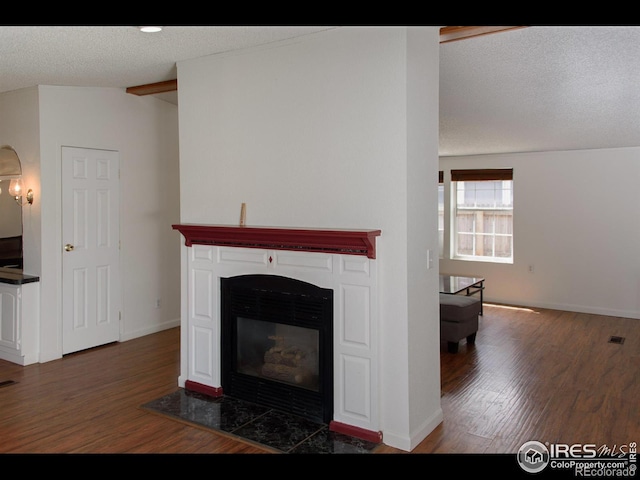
141, 389, 381, 454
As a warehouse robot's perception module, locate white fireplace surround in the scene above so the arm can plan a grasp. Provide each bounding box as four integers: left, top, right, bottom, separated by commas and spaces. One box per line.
176, 226, 381, 438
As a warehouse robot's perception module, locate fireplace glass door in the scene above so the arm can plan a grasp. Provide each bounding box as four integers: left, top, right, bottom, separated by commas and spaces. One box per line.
237, 316, 320, 391
221, 274, 333, 423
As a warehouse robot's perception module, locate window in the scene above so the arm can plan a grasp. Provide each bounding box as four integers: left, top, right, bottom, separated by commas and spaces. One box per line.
451, 168, 513, 262
438, 171, 444, 258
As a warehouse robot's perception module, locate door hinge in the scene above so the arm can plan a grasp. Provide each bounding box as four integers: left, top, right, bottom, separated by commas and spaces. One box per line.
119, 311, 121, 321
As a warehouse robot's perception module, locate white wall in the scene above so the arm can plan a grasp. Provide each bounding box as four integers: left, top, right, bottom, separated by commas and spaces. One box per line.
0, 87, 40, 266
36, 86, 181, 361
440, 147, 640, 319
405, 27, 442, 448
176, 26, 442, 450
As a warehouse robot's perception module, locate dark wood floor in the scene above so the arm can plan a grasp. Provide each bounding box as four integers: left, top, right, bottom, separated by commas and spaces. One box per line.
0, 303, 638, 454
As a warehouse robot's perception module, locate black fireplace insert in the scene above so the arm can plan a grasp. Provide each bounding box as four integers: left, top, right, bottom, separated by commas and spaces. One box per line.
221, 274, 333, 424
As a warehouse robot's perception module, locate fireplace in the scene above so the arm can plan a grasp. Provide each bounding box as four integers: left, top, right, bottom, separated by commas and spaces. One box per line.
221, 274, 333, 423
172, 224, 383, 443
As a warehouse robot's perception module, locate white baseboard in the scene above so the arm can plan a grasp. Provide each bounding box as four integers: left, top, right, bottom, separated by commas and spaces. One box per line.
119, 318, 181, 342
485, 297, 640, 320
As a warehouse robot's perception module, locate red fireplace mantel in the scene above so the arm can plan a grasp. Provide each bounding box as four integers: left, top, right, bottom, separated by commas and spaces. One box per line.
172, 224, 382, 259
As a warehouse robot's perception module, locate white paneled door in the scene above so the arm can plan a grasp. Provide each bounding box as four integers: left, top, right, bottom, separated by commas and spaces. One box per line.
62, 146, 120, 355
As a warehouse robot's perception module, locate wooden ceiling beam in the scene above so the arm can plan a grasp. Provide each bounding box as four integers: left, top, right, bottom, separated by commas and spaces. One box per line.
440, 26, 526, 43
126, 79, 177, 96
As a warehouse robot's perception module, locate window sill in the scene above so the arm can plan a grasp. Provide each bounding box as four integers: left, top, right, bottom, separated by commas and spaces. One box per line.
451, 256, 513, 265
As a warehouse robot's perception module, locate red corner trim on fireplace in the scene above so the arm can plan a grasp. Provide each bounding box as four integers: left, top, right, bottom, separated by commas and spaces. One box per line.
185, 380, 223, 398
172, 224, 382, 259
329, 421, 383, 444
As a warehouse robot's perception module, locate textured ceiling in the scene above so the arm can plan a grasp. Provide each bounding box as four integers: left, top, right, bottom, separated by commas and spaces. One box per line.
440, 25, 640, 156
2, 25, 638, 157
0, 25, 332, 102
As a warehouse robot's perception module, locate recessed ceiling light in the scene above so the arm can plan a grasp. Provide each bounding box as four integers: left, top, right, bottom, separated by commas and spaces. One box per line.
139, 26, 163, 33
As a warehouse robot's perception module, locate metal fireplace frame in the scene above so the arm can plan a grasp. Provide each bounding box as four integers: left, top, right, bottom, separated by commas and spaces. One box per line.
221, 274, 333, 424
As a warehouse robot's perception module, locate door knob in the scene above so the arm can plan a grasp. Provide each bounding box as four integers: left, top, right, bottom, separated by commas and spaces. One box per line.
64, 244, 75, 252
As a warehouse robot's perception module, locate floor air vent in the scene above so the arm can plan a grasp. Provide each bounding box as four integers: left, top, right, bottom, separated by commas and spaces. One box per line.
608, 336, 625, 344
0, 380, 17, 388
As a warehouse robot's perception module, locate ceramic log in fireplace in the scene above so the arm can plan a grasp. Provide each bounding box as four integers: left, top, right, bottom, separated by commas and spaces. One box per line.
221, 274, 333, 423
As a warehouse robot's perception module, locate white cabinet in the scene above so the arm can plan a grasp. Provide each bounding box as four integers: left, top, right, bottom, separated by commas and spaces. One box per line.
0, 276, 40, 365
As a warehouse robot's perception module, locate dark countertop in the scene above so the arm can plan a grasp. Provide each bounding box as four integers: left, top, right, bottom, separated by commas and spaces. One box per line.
0, 267, 40, 285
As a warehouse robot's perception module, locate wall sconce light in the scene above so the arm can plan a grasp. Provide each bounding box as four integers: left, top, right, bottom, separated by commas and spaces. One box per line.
8, 178, 33, 206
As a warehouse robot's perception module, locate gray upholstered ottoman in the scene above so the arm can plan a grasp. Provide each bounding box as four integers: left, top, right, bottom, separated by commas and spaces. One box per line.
439, 293, 481, 353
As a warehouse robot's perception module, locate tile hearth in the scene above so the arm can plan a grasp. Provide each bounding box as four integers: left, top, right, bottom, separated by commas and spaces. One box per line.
142, 389, 381, 454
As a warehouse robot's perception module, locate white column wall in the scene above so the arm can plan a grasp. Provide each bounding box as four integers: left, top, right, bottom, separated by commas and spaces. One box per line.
176, 27, 442, 450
